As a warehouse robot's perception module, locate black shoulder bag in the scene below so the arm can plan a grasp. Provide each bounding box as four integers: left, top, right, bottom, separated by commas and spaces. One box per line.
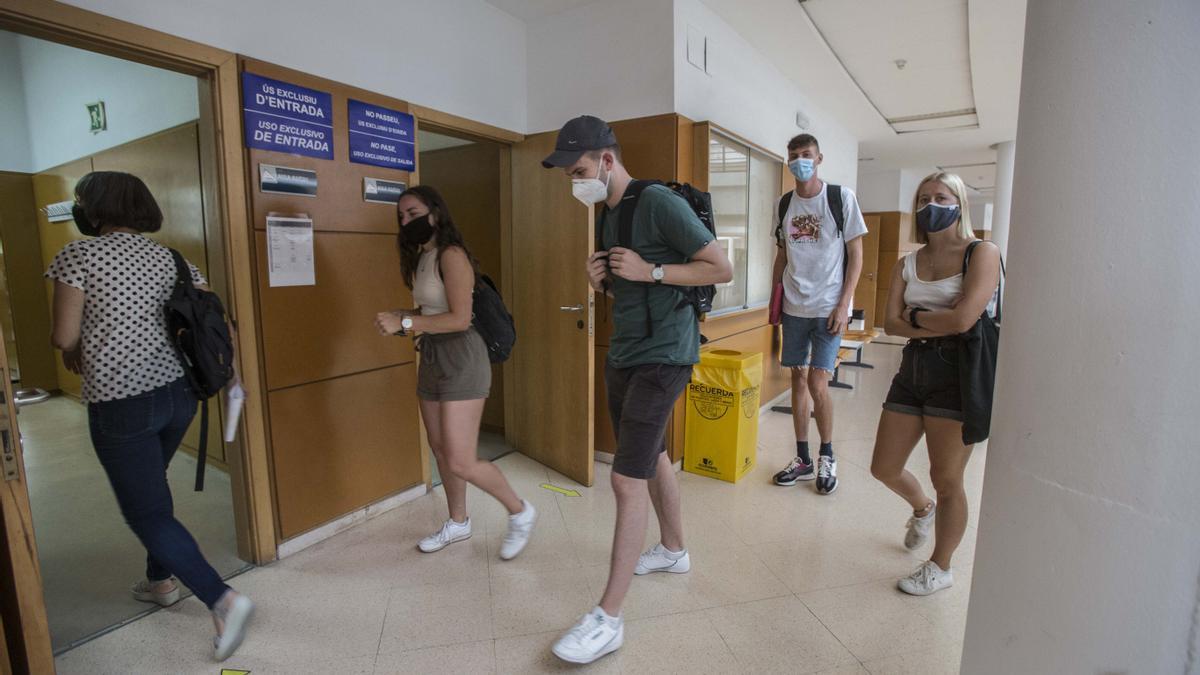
958, 240, 1005, 445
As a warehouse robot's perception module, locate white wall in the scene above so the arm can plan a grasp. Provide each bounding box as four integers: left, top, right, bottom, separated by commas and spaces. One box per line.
856, 170, 901, 212
673, 0, 858, 188
0, 33, 33, 174
63, 0, 528, 134
856, 167, 935, 213
17, 35, 199, 173
525, 0, 675, 135
962, 2, 1200, 673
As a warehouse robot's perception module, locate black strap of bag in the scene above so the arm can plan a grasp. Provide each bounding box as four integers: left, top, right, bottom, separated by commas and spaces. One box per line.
167, 249, 210, 492
962, 240, 1007, 323
775, 184, 847, 279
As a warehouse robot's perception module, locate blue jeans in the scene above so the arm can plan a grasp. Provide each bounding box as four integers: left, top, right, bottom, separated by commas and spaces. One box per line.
780, 313, 842, 371
87, 378, 230, 609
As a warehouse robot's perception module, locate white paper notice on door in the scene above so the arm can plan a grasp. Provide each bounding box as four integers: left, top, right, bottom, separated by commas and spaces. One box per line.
266, 214, 315, 287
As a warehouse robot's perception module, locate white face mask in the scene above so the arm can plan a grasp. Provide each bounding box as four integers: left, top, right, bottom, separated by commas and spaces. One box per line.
571, 159, 610, 205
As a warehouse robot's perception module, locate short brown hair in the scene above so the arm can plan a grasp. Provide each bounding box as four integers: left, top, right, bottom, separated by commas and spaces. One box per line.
787, 134, 820, 153
74, 171, 163, 233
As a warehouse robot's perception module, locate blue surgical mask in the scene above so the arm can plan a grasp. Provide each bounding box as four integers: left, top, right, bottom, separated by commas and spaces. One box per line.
916, 202, 960, 234
789, 157, 815, 182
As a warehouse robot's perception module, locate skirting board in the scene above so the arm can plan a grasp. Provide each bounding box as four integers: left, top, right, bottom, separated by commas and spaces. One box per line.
277, 483, 428, 559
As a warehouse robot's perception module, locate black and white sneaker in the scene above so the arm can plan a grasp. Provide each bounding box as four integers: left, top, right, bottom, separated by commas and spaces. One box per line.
773, 458, 815, 486
816, 456, 838, 495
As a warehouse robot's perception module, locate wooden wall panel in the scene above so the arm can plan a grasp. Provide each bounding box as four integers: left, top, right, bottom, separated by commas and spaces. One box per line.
269, 364, 421, 538
242, 58, 425, 535
243, 59, 412, 235
610, 114, 679, 183
255, 231, 414, 390
32, 158, 92, 397
0, 173, 55, 391
419, 142, 505, 431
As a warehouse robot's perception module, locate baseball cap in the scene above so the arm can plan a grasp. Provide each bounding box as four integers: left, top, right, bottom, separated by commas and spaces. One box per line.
541, 115, 618, 168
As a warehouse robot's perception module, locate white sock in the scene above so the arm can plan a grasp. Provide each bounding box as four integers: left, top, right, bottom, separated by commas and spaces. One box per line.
596, 606, 620, 623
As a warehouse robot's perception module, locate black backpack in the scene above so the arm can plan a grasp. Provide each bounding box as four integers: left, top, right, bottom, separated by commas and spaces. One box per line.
436, 253, 516, 363
164, 249, 235, 491
471, 274, 516, 363
597, 180, 717, 337
775, 184, 848, 277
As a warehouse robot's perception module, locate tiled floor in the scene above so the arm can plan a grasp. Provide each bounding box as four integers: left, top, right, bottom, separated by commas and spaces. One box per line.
56, 343, 985, 674
19, 397, 245, 653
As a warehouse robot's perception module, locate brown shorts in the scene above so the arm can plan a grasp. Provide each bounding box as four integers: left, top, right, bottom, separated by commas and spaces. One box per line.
417, 329, 492, 402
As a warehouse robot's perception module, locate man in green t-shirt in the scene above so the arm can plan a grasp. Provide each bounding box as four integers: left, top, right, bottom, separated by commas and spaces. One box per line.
542, 116, 733, 664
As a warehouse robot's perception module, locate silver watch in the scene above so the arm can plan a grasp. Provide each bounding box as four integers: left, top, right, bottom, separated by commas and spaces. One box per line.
651, 264, 665, 283
401, 316, 414, 332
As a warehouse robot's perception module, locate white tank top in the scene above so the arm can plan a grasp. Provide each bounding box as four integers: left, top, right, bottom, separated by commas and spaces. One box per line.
413, 250, 449, 316
901, 252, 962, 311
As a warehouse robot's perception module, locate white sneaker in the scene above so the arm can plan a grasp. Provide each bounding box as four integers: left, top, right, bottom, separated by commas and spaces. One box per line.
418, 518, 472, 553
131, 577, 181, 607
904, 503, 936, 551
635, 543, 691, 575
212, 591, 254, 662
499, 500, 537, 560
897, 560, 954, 596
552, 607, 624, 664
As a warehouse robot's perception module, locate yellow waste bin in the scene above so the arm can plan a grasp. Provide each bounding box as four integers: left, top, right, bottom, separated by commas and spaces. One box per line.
683, 349, 762, 483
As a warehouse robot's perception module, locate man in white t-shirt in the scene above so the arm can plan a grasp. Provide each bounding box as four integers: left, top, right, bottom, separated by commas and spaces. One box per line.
771, 134, 868, 495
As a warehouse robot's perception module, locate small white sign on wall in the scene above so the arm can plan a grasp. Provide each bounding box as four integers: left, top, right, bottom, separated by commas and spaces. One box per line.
266, 213, 316, 287
687, 24, 707, 73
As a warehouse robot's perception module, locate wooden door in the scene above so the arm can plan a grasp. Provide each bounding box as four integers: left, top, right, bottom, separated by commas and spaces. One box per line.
0, 335, 53, 673
510, 132, 595, 486
856, 214, 882, 328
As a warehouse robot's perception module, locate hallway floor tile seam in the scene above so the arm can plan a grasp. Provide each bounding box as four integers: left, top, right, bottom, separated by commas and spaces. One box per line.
790, 580, 945, 665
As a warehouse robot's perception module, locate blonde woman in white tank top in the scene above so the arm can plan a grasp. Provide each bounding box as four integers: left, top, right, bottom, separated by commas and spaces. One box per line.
375, 186, 536, 561
868, 173, 1001, 597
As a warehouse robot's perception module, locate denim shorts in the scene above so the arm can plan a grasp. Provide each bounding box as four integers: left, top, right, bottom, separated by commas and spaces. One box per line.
883, 338, 964, 421
780, 313, 842, 372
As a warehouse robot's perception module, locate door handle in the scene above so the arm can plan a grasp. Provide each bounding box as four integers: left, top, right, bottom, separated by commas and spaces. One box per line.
559, 305, 584, 313
0, 389, 16, 482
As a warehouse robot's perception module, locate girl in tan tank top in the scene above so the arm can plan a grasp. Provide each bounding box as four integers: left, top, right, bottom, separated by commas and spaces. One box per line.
374, 186, 537, 561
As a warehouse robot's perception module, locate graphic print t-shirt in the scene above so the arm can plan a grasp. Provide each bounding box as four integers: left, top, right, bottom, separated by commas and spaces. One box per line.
779, 183, 868, 318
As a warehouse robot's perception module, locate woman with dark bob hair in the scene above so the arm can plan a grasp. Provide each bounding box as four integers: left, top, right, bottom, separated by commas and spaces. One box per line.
375, 185, 537, 560
46, 171, 253, 661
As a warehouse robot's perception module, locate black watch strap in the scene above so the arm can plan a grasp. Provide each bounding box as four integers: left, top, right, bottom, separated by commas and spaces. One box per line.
909, 307, 925, 329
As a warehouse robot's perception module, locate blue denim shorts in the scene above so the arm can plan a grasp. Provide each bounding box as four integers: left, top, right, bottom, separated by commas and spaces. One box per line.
780, 313, 842, 372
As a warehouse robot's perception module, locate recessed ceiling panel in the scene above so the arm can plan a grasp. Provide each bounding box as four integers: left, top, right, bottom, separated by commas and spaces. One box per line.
800, 0, 978, 134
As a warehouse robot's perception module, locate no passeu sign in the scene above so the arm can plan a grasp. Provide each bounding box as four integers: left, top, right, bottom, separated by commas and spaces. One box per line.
242, 73, 334, 160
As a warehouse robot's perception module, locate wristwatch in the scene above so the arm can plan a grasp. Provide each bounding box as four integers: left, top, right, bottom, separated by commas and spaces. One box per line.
651, 264, 665, 284
909, 308, 925, 329
401, 315, 415, 333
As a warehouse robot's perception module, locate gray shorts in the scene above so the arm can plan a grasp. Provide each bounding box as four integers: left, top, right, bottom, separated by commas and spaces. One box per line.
417, 329, 492, 402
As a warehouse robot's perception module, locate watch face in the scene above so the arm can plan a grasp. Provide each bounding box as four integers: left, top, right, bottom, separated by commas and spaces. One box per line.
653, 266, 664, 280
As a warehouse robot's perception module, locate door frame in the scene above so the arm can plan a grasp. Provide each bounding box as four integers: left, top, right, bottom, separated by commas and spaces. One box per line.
0, 0, 277, 576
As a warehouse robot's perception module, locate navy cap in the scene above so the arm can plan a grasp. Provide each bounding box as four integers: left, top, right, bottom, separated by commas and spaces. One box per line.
541, 115, 618, 168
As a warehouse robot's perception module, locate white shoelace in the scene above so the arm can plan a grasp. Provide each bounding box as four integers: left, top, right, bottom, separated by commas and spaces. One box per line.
565, 611, 605, 644
818, 458, 834, 479
909, 562, 938, 587
785, 458, 805, 472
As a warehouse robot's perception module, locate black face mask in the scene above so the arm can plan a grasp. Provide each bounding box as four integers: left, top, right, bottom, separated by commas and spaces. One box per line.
916, 202, 960, 234
72, 204, 102, 237
401, 215, 435, 246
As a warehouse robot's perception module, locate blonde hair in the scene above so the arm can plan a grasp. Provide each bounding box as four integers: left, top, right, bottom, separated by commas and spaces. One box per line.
911, 172, 974, 244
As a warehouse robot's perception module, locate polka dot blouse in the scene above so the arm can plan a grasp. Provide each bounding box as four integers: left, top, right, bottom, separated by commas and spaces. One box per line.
45, 232, 206, 403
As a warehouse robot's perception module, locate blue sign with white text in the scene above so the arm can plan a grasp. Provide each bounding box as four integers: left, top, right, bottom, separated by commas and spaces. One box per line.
347, 99, 415, 171
242, 73, 334, 160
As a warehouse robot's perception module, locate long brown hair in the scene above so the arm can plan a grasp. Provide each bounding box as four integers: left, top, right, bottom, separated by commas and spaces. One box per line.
396, 185, 477, 289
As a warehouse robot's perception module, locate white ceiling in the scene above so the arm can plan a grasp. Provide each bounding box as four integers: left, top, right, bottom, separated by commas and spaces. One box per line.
486, 0, 1026, 178
699, 0, 1026, 175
